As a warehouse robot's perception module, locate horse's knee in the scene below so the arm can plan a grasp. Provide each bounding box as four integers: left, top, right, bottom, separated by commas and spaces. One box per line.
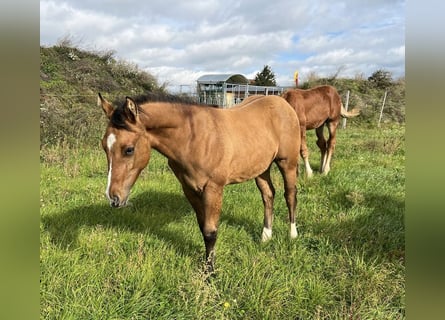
203, 229, 218, 245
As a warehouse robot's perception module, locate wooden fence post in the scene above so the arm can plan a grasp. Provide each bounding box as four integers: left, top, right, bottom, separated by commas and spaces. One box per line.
342, 90, 350, 129
378, 90, 388, 128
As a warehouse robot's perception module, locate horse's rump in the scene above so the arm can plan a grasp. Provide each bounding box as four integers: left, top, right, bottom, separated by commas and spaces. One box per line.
219, 95, 300, 183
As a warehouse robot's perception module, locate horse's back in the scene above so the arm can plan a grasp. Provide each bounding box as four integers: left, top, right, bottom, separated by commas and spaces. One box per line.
283, 85, 341, 129
230, 95, 296, 119
227, 95, 299, 136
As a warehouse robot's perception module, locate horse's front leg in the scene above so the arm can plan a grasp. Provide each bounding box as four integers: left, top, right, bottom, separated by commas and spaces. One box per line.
196, 183, 224, 273
180, 182, 222, 273
170, 163, 222, 273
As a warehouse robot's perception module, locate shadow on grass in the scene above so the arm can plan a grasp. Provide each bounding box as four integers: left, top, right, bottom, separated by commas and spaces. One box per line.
41, 190, 202, 258
311, 191, 405, 263
218, 184, 404, 264
42, 184, 404, 265
220, 208, 263, 242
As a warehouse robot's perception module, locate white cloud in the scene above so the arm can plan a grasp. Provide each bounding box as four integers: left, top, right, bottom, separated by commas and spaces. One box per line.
388, 45, 405, 58
40, 0, 405, 88
307, 48, 354, 64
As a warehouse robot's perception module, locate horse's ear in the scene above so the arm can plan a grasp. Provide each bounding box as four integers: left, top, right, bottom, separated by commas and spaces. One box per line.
124, 96, 139, 122
98, 93, 114, 119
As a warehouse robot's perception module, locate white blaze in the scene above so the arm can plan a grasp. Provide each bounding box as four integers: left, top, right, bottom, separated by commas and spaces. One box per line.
106, 133, 116, 200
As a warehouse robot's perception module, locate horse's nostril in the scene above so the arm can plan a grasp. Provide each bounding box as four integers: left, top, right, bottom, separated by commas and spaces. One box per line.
111, 195, 120, 207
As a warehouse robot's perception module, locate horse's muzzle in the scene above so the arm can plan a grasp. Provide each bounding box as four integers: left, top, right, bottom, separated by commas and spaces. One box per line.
109, 195, 127, 208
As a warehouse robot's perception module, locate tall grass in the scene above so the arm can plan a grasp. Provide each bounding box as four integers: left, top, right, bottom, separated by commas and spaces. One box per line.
40, 125, 404, 319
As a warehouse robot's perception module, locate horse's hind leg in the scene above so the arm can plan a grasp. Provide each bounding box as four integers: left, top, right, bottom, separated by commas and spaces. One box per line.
323, 121, 338, 175
300, 127, 313, 178
255, 169, 275, 242
276, 159, 298, 238
316, 125, 328, 173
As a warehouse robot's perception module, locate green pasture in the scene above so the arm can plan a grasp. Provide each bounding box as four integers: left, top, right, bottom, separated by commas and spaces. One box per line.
40, 125, 405, 319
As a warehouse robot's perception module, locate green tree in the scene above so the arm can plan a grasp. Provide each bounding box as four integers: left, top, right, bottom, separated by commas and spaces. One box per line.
368, 69, 393, 89
254, 65, 277, 86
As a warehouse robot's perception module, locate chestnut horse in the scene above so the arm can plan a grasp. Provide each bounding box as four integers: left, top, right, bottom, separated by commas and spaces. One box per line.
282, 85, 360, 177
98, 93, 301, 272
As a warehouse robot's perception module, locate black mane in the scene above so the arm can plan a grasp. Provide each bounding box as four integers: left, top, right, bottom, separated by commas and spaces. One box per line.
110, 105, 133, 130
114, 92, 200, 107
109, 92, 217, 130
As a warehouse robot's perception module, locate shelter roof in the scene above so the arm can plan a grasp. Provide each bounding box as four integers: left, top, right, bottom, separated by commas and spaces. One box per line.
197, 74, 249, 84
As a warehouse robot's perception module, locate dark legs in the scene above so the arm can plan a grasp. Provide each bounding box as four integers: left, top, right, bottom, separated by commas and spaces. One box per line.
181, 183, 223, 273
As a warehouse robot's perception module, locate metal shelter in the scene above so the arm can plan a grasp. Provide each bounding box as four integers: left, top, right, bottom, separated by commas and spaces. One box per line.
196, 74, 285, 108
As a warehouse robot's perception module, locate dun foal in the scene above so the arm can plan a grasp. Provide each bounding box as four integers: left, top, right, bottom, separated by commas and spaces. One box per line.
282, 85, 360, 177
98, 93, 301, 272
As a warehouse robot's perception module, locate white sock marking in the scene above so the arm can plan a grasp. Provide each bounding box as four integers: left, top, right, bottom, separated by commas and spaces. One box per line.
262, 227, 272, 242
290, 223, 298, 238
304, 159, 313, 178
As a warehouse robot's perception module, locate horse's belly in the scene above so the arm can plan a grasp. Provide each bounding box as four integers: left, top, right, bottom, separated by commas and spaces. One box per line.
227, 151, 275, 184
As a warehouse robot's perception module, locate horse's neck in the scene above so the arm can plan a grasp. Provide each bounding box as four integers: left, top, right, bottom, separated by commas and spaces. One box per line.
141, 103, 192, 160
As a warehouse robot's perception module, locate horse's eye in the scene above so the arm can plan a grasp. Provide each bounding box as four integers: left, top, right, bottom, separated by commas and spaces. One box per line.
124, 147, 134, 156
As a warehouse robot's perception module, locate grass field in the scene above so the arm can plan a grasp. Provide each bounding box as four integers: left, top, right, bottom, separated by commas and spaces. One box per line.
40, 125, 405, 319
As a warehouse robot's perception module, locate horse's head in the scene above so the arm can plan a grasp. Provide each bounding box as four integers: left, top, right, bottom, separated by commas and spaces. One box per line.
98, 93, 151, 208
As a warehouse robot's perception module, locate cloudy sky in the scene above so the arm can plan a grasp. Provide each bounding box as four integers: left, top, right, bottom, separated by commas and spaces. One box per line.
40, 0, 405, 92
